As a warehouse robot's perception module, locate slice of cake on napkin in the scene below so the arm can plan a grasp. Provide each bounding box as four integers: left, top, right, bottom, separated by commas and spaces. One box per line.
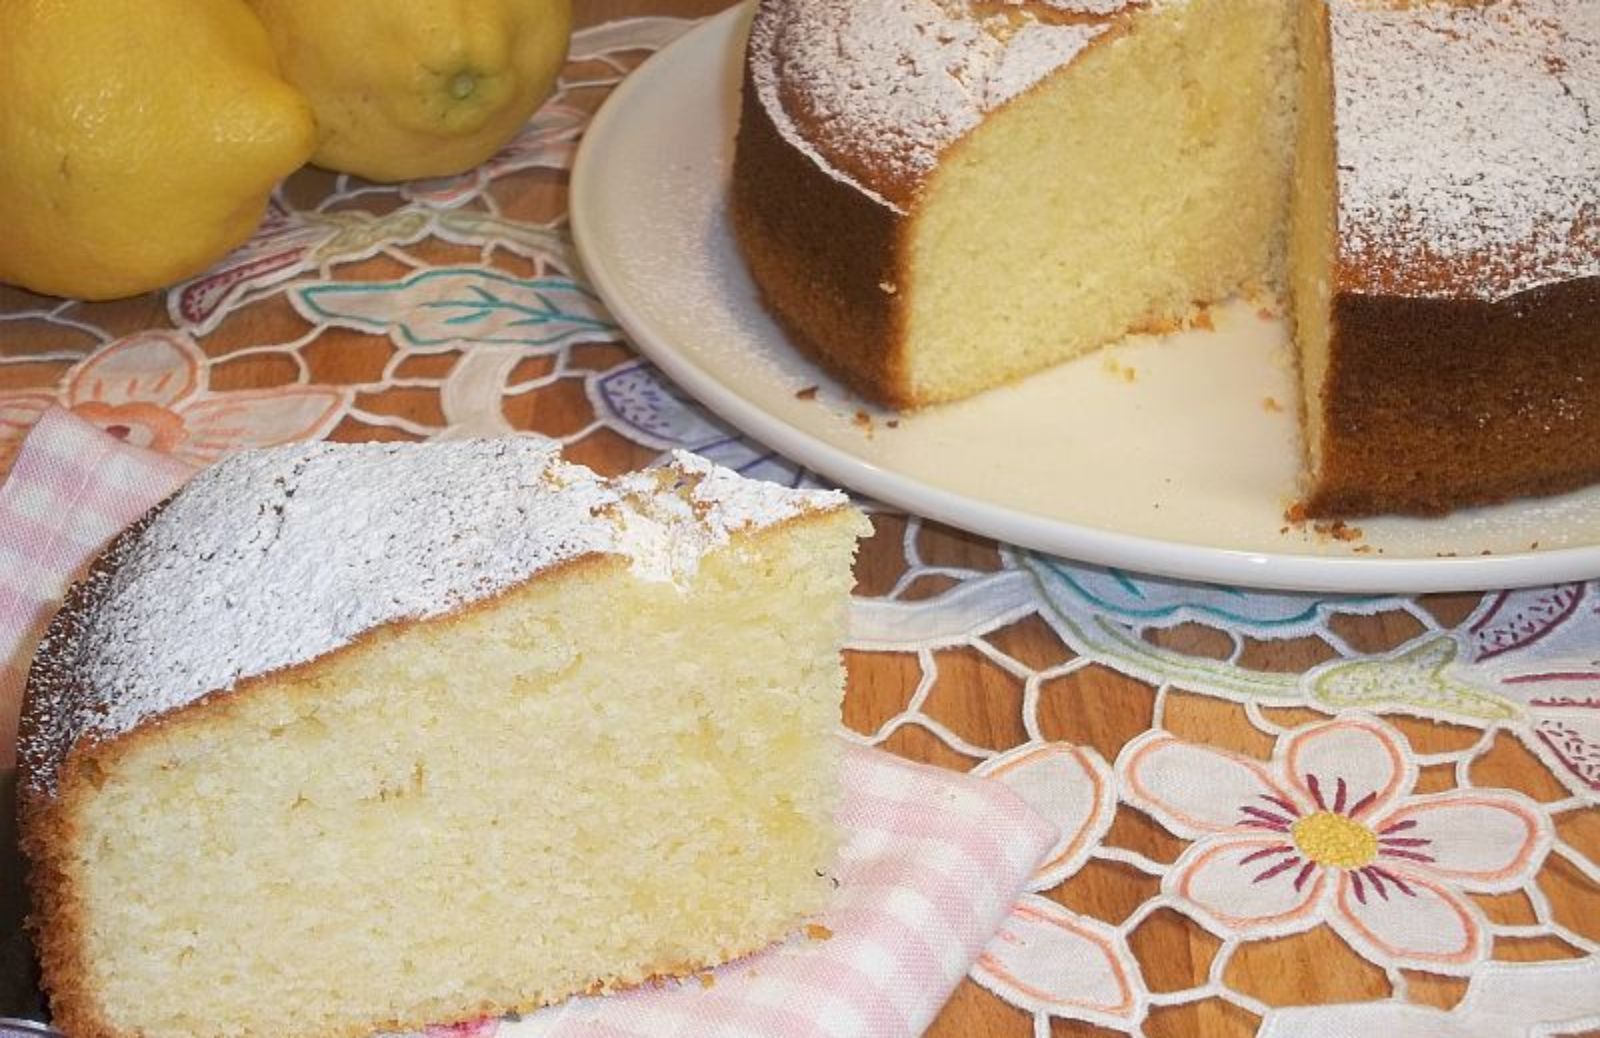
16, 439, 869, 1038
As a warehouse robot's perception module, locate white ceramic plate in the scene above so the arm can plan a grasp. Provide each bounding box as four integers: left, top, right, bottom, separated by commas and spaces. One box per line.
569, 3, 1600, 593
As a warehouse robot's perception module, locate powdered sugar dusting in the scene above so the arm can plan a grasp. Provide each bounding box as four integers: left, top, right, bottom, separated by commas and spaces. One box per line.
748, 0, 1117, 211
1331, 0, 1600, 300
20, 440, 848, 798
987, 23, 1105, 107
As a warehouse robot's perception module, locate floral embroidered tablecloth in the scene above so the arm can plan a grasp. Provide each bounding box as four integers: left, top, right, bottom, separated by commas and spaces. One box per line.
1, 13, 1597, 1038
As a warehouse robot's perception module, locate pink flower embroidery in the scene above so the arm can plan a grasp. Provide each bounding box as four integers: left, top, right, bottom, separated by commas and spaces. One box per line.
0, 330, 347, 476
1117, 714, 1551, 974
967, 743, 1145, 1030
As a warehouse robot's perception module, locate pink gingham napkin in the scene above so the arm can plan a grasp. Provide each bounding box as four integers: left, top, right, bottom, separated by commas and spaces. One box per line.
0, 409, 1058, 1038
0, 408, 192, 769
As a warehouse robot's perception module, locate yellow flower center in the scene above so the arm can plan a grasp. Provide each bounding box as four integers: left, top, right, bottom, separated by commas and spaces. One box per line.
1290, 811, 1378, 869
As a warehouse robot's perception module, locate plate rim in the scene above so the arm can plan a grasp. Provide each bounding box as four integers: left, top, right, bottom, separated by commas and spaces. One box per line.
569, 2, 1600, 594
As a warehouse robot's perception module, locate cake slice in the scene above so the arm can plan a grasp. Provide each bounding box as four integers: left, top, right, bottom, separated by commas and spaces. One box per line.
17, 439, 869, 1038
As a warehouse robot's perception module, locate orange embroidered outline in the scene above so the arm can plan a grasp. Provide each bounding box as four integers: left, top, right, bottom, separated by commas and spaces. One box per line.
976, 899, 1136, 1014
1333, 869, 1481, 966
1122, 733, 1302, 835
1375, 793, 1544, 886
1174, 836, 1328, 931
1283, 717, 1408, 815
984, 743, 1108, 877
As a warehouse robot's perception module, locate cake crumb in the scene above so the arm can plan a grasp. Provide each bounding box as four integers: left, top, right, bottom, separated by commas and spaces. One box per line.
878, 281, 898, 294
886, 418, 901, 428
1257, 306, 1279, 321
1282, 503, 1364, 545
1262, 396, 1283, 413
1313, 519, 1364, 543
1189, 306, 1214, 331
805, 923, 834, 941
1129, 314, 1182, 336
1101, 355, 1137, 382
796, 385, 820, 400
853, 410, 873, 431
1330, 521, 1362, 543
697, 973, 716, 989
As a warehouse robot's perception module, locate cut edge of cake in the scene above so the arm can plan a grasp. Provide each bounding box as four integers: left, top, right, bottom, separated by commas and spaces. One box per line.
896, 0, 1298, 406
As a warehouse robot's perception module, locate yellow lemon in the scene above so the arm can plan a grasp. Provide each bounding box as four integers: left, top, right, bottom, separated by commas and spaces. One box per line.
0, 0, 316, 301
248, 0, 573, 183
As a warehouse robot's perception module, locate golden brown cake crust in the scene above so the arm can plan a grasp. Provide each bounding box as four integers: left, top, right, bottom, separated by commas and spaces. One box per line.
17, 779, 99, 1038
1306, 275, 1600, 518
18, 506, 223, 1038
730, 68, 913, 408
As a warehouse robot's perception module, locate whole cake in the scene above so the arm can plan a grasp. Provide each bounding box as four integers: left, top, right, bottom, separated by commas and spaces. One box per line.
17, 440, 869, 1038
731, 0, 1600, 517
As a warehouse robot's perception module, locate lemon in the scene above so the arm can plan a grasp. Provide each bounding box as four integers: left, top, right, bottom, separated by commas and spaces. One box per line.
0, 0, 316, 301
248, 0, 573, 183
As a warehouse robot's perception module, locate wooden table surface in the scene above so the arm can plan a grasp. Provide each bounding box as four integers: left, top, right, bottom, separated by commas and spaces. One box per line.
2, 1, 1597, 1035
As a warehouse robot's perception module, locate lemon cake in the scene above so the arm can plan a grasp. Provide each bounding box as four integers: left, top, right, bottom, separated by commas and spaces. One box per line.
731, 0, 1600, 517
17, 439, 869, 1038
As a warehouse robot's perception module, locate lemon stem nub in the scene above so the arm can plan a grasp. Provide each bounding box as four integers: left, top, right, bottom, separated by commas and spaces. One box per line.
449, 71, 477, 100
